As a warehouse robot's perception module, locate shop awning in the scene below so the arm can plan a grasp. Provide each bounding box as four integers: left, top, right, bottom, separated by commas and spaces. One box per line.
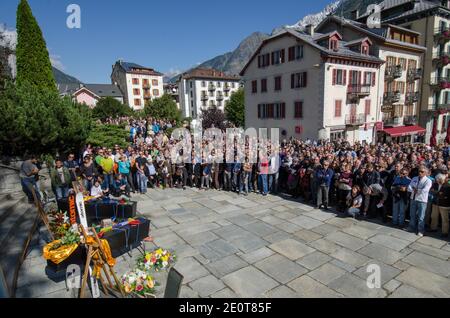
382, 125, 426, 137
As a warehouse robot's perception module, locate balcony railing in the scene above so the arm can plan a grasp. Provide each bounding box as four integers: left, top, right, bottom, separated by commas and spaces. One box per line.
407, 68, 422, 82
223, 84, 231, 92
429, 103, 450, 111
347, 84, 371, 100
216, 93, 224, 101
208, 83, 216, 91
430, 77, 450, 90
383, 116, 402, 127
403, 115, 418, 126
385, 65, 403, 80
405, 91, 420, 104
434, 27, 450, 43
432, 51, 450, 66
142, 83, 150, 89
200, 94, 209, 101
345, 114, 366, 126
383, 91, 401, 104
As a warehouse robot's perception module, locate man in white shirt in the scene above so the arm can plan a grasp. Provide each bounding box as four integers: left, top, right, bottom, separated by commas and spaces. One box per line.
407, 166, 432, 237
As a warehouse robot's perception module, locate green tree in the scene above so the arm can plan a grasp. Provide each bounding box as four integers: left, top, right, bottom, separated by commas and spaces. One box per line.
225, 88, 245, 127
144, 94, 181, 121
86, 123, 129, 149
92, 97, 132, 120
200, 106, 228, 130
16, 0, 56, 92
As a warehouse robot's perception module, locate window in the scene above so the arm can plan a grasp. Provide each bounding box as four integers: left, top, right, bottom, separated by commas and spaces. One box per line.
143, 79, 149, 86
362, 45, 369, 55
232, 83, 236, 88
291, 72, 307, 88
258, 53, 271, 68
134, 99, 141, 106
133, 88, 140, 95
274, 76, 282, 91
152, 79, 159, 86
132, 78, 139, 85
398, 58, 407, 71
288, 45, 304, 61
349, 70, 360, 85
442, 116, 448, 133
252, 80, 258, 93
365, 99, 371, 116
217, 82, 221, 88
224, 91, 229, 97
210, 90, 214, 97
202, 81, 206, 87
335, 100, 342, 117
217, 100, 222, 107
202, 100, 207, 107
294, 101, 303, 118
386, 56, 396, 67
190, 82, 193, 88
261, 79, 267, 92
396, 81, 405, 94
273, 103, 286, 119
364, 72, 374, 86
330, 39, 338, 51
190, 91, 193, 98
153, 89, 160, 96
333, 69, 347, 85
271, 49, 285, 65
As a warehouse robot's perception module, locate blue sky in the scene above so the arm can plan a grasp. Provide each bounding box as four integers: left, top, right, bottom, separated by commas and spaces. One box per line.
0, 0, 332, 83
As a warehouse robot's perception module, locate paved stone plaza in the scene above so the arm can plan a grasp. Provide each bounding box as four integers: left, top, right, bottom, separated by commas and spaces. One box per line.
16, 188, 450, 298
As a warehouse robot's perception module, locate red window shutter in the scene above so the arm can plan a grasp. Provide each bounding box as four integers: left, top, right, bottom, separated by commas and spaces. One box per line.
291, 74, 295, 89
288, 47, 294, 61
343, 70, 347, 85
281, 49, 285, 63
332, 69, 337, 85
335, 100, 342, 117
372, 72, 376, 86
365, 100, 371, 115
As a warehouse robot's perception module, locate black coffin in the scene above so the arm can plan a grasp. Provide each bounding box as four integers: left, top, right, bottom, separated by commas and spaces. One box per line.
46, 245, 86, 275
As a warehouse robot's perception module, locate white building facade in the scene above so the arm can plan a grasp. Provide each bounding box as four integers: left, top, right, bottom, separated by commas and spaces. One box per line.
241, 29, 384, 144
177, 68, 241, 119
111, 61, 164, 111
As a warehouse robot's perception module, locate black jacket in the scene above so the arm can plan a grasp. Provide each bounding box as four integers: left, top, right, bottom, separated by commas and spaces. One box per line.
432, 183, 450, 207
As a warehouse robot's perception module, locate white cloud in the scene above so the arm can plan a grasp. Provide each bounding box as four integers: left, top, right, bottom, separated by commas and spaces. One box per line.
0, 24, 17, 49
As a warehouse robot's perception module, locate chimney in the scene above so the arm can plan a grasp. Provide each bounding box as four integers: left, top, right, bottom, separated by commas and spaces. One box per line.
350, 9, 359, 20
305, 24, 314, 36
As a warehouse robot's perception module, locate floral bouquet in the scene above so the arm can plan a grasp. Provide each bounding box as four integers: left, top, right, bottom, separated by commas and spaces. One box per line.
137, 248, 176, 272
121, 269, 157, 298
49, 211, 70, 239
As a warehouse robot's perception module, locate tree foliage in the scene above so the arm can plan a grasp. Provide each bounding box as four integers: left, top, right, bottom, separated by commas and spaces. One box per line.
15, 0, 56, 92
225, 88, 245, 128
144, 94, 181, 121
86, 123, 129, 149
200, 106, 228, 130
0, 82, 91, 156
92, 97, 132, 120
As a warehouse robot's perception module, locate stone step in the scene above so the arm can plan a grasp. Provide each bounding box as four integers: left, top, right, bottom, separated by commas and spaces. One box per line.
0, 206, 37, 297
0, 201, 33, 248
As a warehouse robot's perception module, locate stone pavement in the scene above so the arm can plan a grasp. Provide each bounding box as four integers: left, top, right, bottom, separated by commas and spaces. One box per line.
16, 188, 450, 298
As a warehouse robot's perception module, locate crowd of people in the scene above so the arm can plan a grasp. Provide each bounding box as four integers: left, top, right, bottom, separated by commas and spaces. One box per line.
19, 116, 450, 239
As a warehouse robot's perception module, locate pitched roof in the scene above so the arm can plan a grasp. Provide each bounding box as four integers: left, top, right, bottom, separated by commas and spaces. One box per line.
315, 15, 426, 51
114, 61, 163, 76
240, 29, 384, 76
82, 84, 123, 98
344, 37, 373, 47
58, 83, 81, 96
179, 68, 240, 81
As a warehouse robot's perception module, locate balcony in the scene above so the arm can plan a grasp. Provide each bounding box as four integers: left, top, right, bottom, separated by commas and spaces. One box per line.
216, 93, 224, 101
407, 68, 422, 82
403, 115, 418, 126
383, 91, 401, 104
429, 103, 450, 111
405, 91, 420, 104
200, 94, 209, 101
208, 83, 216, 91
142, 83, 151, 89
223, 84, 231, 92
383, 116, 402, 127
347, 84, 371, 101
430, 77, 450, 90
385, 65, 403, 80
432, 51, 450, 66
345, 114, 366, 126
434, 27, 450, 43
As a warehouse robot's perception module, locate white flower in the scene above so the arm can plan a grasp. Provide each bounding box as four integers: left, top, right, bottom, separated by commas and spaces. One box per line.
162, 261, 168, 267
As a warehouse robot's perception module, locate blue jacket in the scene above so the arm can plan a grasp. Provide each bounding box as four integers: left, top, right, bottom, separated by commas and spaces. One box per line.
316, 168, 334, 187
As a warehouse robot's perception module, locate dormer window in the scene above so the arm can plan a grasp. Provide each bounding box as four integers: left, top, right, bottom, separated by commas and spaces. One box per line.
330, 39, 338, 51
362, 45, 369, 55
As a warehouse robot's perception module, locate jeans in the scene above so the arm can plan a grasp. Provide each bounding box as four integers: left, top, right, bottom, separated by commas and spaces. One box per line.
316, 184, 329, 208
55, 186, 69, 200
103, 173, 114, 188
240, 172, 249, 193
137, 172, 148, 193
121, 173, 136, 192
259, 174, 268, 195
21, 177, 40, 202
347, 207, 360, 218
392, 198, 406, 226
311, 178, 318, 205
408, 200, 427, 234
201, 175, 210, 188
232, 172, 240, 191
223, 172, 232, 191
83, 178, 94, 192
248, 171, 253, 192
268, 173, 279, 194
